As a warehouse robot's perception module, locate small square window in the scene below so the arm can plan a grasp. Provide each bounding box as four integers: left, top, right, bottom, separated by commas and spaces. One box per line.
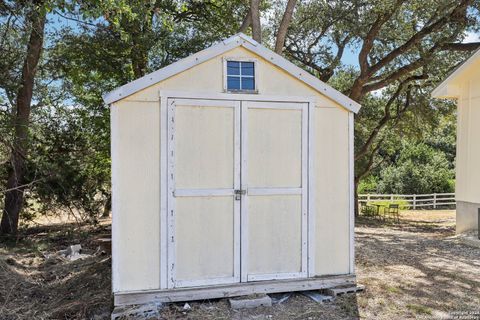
225, 60, 256, 92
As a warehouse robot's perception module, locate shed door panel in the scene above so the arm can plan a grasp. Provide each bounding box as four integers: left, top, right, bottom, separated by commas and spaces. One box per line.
167, 98, 240, 288
247, 108, 302, 187
242, 101, 308, 281
247, 195, 302, 275
175, 104, 234, 189
175, 197, 234, 281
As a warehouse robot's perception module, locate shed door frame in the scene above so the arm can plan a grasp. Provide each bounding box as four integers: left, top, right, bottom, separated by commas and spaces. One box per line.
160, 91, 317, 289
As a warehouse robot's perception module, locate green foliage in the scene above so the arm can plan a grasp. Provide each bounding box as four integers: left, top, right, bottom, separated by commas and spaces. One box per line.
0, 0, 250, 223
358, 176, 378, 194
357, 105, 457, 196
376, 142, 454, 195
276, 0, 478, 201
23, 104, 111, 221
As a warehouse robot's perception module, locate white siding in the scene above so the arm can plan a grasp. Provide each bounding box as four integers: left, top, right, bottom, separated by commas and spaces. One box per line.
456, 71, 480, 205
313, 107, 350, 275
111, 100, 160, 292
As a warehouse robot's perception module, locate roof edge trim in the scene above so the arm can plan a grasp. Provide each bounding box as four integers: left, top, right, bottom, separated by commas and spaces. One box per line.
432, 47, 480, 99
103, 33, 361, 113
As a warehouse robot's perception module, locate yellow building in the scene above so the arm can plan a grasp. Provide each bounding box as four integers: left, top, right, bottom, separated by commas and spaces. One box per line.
432, 48, 480, 233
104, 33, 361, 306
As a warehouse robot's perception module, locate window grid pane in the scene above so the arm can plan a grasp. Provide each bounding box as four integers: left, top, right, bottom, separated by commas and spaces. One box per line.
241, 62, 254, 76
227, 60, 255, 91
227, 76, 241, 90
227, 61, 240, 75
242, 77, 255, 90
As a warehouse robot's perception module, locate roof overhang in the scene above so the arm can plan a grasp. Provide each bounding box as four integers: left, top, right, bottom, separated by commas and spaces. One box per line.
432, 47, 480, 99
103, 33, 361, 113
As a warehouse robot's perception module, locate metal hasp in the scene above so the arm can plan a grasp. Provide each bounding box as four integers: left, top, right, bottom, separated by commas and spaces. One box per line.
234, 189, 246, 200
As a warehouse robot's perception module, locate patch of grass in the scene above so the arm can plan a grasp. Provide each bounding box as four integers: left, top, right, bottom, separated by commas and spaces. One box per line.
406, 304, 432, 315
367, 199, 410, 210
386, 286, 401, 294
35, 241, 50, 252
337, 295, 360, 317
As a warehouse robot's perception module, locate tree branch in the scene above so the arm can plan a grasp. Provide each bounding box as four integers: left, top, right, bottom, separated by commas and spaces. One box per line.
440, 42, 480, 51
321, 35, 350, 82
368, 0, 471, 76
275, 0, 297, 54
0, 178, 44, 194
250, 0, 261, 42
362, 53, 432, 94
356, 139, 385, 181
355, 74, 425, 161
239, 11, 251, 33
358, 0, 405, 76
53, 10, 107, 30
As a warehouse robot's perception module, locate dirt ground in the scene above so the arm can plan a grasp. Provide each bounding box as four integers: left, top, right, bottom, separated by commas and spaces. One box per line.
0, 220, 112, 320
1, 210, 479, 320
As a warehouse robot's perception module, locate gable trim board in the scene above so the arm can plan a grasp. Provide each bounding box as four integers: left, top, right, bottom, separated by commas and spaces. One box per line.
103, 33, 360, 113
432, 47, 480, 99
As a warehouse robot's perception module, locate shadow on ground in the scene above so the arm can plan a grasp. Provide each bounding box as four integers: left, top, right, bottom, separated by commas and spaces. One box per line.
355, 211, 480, 319
2, 210, 478, 319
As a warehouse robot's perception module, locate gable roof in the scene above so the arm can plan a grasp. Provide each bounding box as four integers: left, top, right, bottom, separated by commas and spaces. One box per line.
103, 33, 361, 113
432, 47, 480, 98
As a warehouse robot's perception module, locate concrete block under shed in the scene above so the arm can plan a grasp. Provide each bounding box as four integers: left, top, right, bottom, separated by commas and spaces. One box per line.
325, 284, 365, 297
229, 294, 272, 309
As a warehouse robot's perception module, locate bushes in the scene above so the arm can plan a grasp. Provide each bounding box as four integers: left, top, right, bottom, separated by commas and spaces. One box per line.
371, 142, 455, 195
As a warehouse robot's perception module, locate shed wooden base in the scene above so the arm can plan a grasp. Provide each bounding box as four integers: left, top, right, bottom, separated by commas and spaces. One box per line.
114, 274, 356, 306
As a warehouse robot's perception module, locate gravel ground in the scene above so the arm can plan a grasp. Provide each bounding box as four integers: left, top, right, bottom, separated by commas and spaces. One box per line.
1, 210, 479, 319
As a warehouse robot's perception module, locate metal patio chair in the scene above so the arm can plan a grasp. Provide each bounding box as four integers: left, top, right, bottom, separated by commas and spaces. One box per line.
360, 202, 375, 217
386, 204, 400, 222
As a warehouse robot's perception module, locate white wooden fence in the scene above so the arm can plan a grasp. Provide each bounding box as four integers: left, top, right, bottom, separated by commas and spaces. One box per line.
358, 193, 456, 209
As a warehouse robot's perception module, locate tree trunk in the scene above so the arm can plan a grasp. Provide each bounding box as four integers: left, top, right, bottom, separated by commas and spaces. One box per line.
354, 176, 360, 217
131, 47, 148, 79
349, 77, 367, 102
250, 0, 261, 43
274, 0, 297, 54
0, 7, 46, 236
239, 11, 251, 33
101, 194, 111, 218
130, 21, 149, 79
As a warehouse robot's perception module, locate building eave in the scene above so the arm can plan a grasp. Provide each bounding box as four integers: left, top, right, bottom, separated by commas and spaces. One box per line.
432, 47, 480, 99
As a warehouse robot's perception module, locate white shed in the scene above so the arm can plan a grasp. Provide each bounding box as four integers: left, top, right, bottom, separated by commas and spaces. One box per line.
104, 33, 361, 307
432, 48, 480, 233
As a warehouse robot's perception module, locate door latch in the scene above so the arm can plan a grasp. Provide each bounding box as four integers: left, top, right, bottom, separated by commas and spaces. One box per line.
234, 189, 246, 200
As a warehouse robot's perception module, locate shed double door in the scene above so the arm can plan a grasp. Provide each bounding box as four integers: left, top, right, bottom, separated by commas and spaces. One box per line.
167, 98, 308, 288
